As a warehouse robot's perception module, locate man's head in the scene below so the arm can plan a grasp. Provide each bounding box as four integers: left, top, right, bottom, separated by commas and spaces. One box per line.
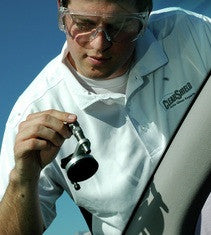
58, 0, 153, 12
58, 0, 153, 79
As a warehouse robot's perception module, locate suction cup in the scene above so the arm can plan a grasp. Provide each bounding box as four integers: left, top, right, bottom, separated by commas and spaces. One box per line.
65, 154, 99, 182
61, 154, 99, 190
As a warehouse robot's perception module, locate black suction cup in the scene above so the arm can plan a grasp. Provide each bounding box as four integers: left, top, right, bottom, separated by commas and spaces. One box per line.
62, 154, 98, 182
61, 154, 99, 190
61, 121, 99, 190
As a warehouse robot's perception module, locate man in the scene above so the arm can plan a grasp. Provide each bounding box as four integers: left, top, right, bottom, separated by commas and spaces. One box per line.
0, 0, 210, 234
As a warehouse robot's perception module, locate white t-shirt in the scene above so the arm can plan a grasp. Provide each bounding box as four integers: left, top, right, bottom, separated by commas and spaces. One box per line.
64, 57, 129, 94
0, 8, 210, 234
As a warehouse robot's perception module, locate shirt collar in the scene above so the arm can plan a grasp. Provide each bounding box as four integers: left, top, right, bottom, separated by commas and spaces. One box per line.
129, 28, 169, 79
58, 56, 126, 110
126, 28, 169, 98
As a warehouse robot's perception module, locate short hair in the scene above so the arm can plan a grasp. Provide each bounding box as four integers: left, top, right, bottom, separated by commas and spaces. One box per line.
60, 0, 153, 12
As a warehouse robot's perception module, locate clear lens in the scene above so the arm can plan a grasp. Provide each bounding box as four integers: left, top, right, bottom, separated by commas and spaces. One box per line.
59, 9, 148, 43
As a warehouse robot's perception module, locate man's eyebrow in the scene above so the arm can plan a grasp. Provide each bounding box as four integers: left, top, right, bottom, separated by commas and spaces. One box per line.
72, 15, 97, 23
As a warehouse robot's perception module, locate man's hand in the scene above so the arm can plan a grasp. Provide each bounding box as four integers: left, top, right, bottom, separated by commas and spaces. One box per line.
13, 109, 77, 181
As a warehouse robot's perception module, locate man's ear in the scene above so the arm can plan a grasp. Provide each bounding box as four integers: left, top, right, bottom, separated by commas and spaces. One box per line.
57, 0, 61, 8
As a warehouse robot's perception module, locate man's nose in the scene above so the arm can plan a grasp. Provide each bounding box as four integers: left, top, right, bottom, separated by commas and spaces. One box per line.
89, 28, 112, 51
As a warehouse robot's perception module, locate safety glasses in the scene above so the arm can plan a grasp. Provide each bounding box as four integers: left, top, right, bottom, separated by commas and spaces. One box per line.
59, 7, 149, 45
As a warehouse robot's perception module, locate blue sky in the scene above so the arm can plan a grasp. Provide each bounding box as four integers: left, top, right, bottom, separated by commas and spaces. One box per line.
0, 0, 210, 234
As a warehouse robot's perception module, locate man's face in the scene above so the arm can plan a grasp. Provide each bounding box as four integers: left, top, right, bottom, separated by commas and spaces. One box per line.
65, 0, 137, 79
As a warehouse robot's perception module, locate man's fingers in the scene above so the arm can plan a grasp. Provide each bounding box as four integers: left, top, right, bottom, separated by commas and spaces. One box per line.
14, 109, 77, 169
14, 138, 49, 158
17, 125, 65, 147
26, 109, 77, 123
21, 112, 76, 139
14, 138, 60, 168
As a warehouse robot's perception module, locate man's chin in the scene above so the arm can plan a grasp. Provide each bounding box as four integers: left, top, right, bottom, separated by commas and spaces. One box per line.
79, 68, 117, 80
